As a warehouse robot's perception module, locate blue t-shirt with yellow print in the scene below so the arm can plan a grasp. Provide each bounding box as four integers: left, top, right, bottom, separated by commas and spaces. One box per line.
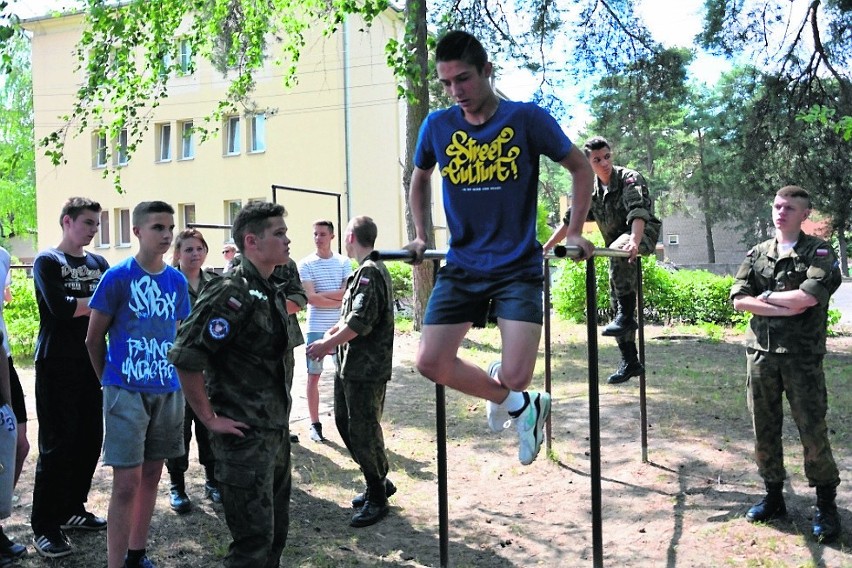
414, 100, 573, 278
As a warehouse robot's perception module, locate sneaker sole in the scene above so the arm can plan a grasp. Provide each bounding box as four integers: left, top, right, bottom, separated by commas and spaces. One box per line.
33, 540, 72, 559
519, 393, 550, 465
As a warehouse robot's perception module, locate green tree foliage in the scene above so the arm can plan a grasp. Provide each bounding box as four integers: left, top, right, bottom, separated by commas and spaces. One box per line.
39, 0, 389, 192
5, 266, 37, 358
0, 31, 36, 243
699, 0, 852, 142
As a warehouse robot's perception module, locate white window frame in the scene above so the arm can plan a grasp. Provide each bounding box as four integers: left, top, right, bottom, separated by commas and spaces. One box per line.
179, 120, 195, 160
181, 203, 196, 228
225, 116, 241, 156
178, 39, 192, 74
248, 113, 266, 153
93, 132, 108, 168
97, 210, 110, 247
667, 234, 680, 245
116, 128, 129, 166
157, 123, 172, 162
226, 200, 242, 227
117, 209, 132, 246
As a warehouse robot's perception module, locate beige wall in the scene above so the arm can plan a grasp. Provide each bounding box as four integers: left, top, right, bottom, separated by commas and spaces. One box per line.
27, 11, 406, 269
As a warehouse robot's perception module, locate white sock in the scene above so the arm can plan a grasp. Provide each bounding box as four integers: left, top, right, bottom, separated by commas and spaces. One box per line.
503, 390, 526, 414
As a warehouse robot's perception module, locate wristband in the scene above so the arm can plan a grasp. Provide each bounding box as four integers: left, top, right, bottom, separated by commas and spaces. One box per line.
759, 290, 773, 302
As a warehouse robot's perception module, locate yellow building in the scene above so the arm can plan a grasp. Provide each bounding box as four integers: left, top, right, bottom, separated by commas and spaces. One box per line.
25, 9, 407, 268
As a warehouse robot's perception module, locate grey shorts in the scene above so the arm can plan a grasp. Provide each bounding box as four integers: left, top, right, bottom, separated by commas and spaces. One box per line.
306, 331, 334, 375
102, 386, 185, 468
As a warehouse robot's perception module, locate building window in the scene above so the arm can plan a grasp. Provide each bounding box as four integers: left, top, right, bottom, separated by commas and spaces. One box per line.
248, 113, 266, 153
159, 50, 172, 78
667, 234, 679, 245
157, 123, 172, 162
93, 132, 107, 168
225, 116, 241, 155
226, 200, 242, 226
116, 128, 129, 166
97, 210, 110, 247
178, 39, 193, 74
118, 209, 131, 246
181, 203, 196, 228
179, 120, 195, 160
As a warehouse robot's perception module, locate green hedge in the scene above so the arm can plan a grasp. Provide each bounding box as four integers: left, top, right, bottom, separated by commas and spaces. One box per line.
550, 233, 741, 326
5, 268, 38, 360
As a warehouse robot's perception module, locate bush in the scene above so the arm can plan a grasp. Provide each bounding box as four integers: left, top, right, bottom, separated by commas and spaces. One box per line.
551, 236, 740, 326
5, 268, 38, 360
385, 260, 413, 300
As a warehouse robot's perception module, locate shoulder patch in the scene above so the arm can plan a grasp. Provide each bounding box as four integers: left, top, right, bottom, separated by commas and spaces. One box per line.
208, 318, 230, 340
226, 296, 242, 311
816, 248, 828, 257
625, 176, 636, 185
359, 277, 371, 286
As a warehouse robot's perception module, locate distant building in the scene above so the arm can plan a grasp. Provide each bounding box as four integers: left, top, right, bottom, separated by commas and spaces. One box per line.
24, 9, 410, 267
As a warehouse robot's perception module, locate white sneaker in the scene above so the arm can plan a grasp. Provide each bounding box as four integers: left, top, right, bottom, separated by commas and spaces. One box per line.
515, 391, 550, 465
486, 362, 511, 432
309, 422, 325, 442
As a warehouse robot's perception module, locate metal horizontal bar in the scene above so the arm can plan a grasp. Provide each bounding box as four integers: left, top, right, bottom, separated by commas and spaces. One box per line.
187, 223, 233, 230
370, 245, 631, 262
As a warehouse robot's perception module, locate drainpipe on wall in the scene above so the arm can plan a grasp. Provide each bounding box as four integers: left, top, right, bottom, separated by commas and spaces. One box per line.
343, 16, 353, 222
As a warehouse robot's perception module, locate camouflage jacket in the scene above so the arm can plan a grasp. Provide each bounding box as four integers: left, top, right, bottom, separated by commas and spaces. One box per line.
563, 165, 661, 246
730, 232, 842, 354
337, 258, 394, 383
272, 259, 307, 349
169, 257, 291, 428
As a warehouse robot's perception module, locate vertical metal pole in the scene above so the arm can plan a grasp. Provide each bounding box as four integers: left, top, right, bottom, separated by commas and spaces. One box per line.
433, 258, 449, 568
436, 383, 449, 567
585, 258, 603, 568
543, 258, 553, 453
636, 258, 648, 463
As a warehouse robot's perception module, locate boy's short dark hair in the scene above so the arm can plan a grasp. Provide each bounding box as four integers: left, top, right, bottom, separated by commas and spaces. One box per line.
349, 216, 377, 248
233, 202, 287, 252
583, 136, 611, 156
313, 220, 335, 234
132, 201, 174, 227
436, 30, 488, 73
776, 185, 811, 207
59, 197, 101, 226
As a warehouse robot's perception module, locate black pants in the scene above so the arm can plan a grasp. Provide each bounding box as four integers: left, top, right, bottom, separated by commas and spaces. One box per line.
165, 402, 215, 483
31, 358, 103, 535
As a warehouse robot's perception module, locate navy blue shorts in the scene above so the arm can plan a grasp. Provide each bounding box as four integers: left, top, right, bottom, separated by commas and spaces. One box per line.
424, 264, 543, 325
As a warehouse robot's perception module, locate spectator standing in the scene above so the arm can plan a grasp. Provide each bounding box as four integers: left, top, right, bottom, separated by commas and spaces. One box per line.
31, 198, 109, 559
86, 201, 190, 568
164, 229, 222, 514
730, 185, 843, 543
0, 247, 26, 564
170, 202, 293, 567
306, 216, 395, 527
298, 220, 352, 442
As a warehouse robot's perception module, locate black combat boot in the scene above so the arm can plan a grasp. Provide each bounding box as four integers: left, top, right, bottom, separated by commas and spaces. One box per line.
352, 478, 397, 509
602, 294, 639, 337
813, 485, 841, 543
169, 475, 191, 515
350, 480, 390, 528
745, 481, 786, 522
607, 341, 644, 384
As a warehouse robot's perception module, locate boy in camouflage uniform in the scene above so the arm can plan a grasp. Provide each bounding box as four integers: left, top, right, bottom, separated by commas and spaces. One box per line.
545, 136, 661, 384
169, 202, 293, 567
306, 216, 395, 528
730, 185, 842, 543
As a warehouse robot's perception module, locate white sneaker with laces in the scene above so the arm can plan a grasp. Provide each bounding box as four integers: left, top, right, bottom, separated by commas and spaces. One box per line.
309, 422, 325, 442
485, 362, 512, 432
515, 391, 550, 465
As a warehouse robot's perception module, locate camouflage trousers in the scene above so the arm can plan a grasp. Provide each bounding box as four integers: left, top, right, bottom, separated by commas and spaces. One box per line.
608, 232, 655, 299
746, 348, 840, 487
212, 427, 292, 568
334, 373, 389, 493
